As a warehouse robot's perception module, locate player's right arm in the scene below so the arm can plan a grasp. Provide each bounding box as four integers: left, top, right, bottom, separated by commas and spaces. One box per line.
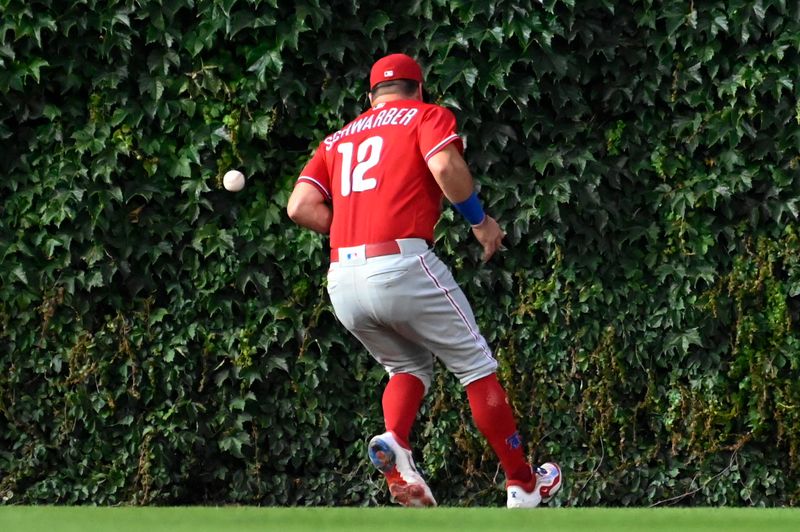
427, 144, 504, 262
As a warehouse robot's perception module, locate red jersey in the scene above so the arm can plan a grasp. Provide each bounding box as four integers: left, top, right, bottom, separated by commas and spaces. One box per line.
296, 99, 463, 249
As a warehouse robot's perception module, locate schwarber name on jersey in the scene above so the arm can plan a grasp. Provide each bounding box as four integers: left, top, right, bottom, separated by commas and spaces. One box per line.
296, 100, 464, 249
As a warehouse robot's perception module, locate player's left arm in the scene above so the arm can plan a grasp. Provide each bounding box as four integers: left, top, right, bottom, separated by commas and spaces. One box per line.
287, 182, 332, 234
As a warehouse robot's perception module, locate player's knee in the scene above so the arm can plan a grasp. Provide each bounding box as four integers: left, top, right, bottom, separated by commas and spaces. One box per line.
394, 370, 432, 394
455, 360, 499, 388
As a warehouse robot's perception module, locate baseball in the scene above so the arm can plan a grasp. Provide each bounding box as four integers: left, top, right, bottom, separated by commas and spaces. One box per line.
223, 170, 245, 192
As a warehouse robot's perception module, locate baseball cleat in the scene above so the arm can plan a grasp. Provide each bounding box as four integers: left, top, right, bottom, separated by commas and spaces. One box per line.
506, 462, 562, 509
368, 431, 437, 507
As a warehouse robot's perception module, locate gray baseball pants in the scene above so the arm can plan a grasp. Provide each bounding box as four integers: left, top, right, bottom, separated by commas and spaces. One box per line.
326, 238, 498, 392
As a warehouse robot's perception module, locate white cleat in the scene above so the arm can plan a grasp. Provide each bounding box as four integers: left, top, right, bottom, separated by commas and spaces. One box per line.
368, 431, 437, 507
506, 462, 563, 509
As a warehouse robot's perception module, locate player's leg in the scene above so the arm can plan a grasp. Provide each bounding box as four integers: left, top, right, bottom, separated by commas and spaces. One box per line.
394, 249, 562, 507
336, 251, 439, 449
465, 373, 533, 484
385, 250, 527, 478
345, 322, 437, 507
327, 262, 436, 506
382, 372, 426, 450
466, 374, 561, 508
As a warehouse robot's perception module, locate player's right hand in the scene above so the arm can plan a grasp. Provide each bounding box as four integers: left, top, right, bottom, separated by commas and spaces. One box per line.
471, 215, 505, 262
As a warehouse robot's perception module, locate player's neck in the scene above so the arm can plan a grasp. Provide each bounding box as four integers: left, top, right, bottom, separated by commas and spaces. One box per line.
371, 94, 419, 107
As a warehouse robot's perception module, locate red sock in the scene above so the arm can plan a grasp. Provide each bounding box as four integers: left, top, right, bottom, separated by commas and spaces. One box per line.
382, 373, 425, 450
466, 373, 532, 484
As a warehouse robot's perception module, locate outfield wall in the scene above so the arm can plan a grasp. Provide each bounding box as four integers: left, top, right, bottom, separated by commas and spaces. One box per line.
1, 0, 799, 506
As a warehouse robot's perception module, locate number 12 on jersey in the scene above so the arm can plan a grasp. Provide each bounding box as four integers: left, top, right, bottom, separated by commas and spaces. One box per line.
337, 136, 383, 197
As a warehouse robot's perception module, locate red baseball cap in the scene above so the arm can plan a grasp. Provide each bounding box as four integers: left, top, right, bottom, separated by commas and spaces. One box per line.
369, 53, 423, 90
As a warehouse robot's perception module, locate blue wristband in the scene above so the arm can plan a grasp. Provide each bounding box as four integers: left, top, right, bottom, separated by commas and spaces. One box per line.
453, 191, 486, 225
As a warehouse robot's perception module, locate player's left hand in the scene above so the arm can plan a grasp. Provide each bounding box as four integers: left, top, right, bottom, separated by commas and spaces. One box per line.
471, 215, 505, 262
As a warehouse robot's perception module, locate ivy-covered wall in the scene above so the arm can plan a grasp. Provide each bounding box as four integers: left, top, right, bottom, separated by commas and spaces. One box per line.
1, 0, 799, 506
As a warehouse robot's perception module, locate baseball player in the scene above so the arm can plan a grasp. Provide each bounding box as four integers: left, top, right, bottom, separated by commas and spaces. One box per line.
287, 53, 562, 508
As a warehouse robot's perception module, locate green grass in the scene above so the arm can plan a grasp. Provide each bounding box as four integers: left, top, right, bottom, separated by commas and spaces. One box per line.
1, 507, 799, 532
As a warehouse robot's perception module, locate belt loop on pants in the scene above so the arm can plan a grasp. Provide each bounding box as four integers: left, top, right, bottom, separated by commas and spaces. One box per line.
330, 240, 402, 262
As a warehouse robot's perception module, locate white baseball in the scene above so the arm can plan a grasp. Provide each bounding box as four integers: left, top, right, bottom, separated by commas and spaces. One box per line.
223, 170, 245, 192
